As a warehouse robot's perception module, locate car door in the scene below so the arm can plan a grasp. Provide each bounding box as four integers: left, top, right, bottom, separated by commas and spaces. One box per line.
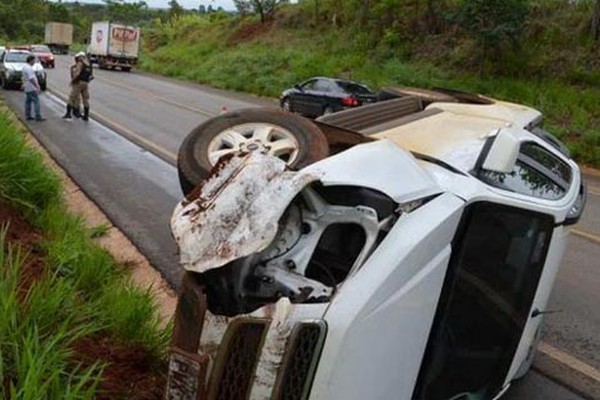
291, 79, 318, 116
309, 79, 336, 116
413, 202, 554, 400
0, 53, 6, 80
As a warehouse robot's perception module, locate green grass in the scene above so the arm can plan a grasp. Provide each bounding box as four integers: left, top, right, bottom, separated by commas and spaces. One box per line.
140, 11, 600, 167
0, 106, 170, 398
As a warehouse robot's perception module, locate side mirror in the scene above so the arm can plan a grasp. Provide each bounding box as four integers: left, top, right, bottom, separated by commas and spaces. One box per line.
482, 129, 520, 173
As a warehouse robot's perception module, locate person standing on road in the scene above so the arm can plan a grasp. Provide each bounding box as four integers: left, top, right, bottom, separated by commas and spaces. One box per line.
22, 55, 45, 122
62, 52, 93, 121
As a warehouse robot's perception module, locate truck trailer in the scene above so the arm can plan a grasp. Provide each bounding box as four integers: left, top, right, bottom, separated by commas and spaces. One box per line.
44, 22, 73, 55
87, 21, 140, 71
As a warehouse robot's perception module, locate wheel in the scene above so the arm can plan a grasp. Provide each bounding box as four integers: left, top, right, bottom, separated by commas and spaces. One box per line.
0, 75, 7, 90
281, 97, 292, 112
177, 107, 330, 195
122, 67, 131, 72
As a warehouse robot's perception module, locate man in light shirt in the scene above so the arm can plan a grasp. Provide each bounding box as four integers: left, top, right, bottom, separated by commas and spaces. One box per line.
22, 55, 45, 121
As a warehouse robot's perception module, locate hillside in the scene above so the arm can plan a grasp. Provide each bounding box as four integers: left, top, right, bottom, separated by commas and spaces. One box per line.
140, 1, 600, 167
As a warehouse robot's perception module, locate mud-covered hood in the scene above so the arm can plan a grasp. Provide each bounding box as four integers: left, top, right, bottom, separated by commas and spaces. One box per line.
171, 140, 442, 274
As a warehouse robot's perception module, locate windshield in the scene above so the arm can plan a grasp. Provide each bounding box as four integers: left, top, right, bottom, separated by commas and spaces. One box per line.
5, 52, 31, 63
31, 45, 51, 53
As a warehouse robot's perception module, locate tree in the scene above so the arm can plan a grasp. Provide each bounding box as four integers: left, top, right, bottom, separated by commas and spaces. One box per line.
234, 0, 281, 23
199, 4, 206, 14
104, 0, 149, 24
168, 0, 185, 18
592, 0, 600, 42
456, 0, 528, 77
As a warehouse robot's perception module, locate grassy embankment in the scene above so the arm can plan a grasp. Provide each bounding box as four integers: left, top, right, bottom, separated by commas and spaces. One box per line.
140, 3, 600, 167
0, 105, 169, 398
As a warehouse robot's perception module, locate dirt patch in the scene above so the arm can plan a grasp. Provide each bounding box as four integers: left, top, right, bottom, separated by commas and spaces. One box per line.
227, 19, 274, 46
72, 334, 167, 400
0, 200, 167, 399
0, 201, 46, 297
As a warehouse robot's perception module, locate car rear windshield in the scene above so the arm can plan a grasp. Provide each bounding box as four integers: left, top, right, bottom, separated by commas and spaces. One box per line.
337, 81, 372, 95
5, 53, 30, 62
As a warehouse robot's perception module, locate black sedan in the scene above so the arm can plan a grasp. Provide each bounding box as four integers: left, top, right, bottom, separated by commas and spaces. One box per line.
280, 77, 377, 118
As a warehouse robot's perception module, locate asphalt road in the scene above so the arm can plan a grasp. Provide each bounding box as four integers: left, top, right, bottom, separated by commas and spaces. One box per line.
2, 55, 598, 399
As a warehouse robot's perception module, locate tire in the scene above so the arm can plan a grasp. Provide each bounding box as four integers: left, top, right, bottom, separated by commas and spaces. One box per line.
177, 107, 330, 196
122, 67, 131, 72
1, 75, 7, 90
281, 97, 292, 112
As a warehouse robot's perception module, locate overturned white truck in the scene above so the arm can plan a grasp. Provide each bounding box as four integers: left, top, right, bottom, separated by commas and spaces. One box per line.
165, 88, 586, 400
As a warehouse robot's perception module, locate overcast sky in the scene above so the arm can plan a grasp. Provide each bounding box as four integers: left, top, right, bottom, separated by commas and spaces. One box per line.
52, 0, 236, 10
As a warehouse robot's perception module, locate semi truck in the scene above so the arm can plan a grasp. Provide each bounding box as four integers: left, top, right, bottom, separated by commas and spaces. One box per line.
44, 22, 73, 54
87, 22, 140, 71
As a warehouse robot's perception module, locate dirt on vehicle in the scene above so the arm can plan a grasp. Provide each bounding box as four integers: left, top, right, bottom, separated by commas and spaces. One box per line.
0, 201, 166, 400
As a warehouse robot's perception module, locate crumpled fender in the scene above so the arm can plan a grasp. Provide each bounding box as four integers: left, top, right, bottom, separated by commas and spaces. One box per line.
171, 152, 321, 273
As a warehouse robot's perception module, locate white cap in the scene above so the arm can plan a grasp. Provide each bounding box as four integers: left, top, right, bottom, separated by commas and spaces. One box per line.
75, 51, 86, 59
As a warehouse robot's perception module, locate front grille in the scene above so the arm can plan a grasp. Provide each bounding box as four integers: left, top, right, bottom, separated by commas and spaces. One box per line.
208, 319, 268, 400
273, 321, 327, 400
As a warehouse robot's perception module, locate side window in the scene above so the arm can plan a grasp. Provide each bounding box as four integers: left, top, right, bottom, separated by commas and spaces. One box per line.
314, 79, 333, 92
301, 80, 317, 90
479, 142, 572, 200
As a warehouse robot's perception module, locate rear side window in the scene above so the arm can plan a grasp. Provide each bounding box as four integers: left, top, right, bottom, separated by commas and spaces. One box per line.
479, 142, 572, 200
337, 81, 372, 95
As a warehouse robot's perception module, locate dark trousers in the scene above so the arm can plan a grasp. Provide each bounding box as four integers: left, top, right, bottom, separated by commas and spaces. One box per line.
25, 91, 41, 119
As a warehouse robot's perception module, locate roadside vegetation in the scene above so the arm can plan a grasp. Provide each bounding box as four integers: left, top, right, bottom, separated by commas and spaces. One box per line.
139, 0, 600, 167
0, 105, 168, 398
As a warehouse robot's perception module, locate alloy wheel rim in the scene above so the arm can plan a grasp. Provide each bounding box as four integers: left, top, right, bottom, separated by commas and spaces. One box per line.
207, 123, 300, 166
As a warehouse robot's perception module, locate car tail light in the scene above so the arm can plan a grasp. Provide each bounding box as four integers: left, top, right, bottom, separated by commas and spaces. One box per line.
341, 97, 359, 107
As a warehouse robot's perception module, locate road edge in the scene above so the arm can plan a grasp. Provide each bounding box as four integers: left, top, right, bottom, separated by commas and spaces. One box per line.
1, 101, 178, 323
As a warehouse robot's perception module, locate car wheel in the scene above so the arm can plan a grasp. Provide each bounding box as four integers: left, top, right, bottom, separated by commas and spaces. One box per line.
2, 75, 10, 90
177, 107, 330, 196
323, 106, 334, 115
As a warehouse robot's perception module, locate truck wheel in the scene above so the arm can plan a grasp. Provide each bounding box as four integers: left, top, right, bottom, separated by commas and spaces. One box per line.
177, 108, 330, 196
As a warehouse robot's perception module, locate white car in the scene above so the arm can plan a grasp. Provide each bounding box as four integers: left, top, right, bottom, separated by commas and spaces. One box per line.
166, 88, 586, 400
0, 49, 47, 91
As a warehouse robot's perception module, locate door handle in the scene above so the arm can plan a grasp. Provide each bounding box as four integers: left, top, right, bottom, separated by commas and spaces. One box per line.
531, 308, 562, 318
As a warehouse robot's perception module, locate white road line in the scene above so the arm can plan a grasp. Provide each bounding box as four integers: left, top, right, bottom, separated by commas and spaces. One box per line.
538, 341, 600, 383
95, 76, 215, 117
46, 88, 177, 164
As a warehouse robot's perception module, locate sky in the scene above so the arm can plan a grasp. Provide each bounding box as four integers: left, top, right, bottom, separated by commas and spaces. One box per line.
50, 0, 236, 10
